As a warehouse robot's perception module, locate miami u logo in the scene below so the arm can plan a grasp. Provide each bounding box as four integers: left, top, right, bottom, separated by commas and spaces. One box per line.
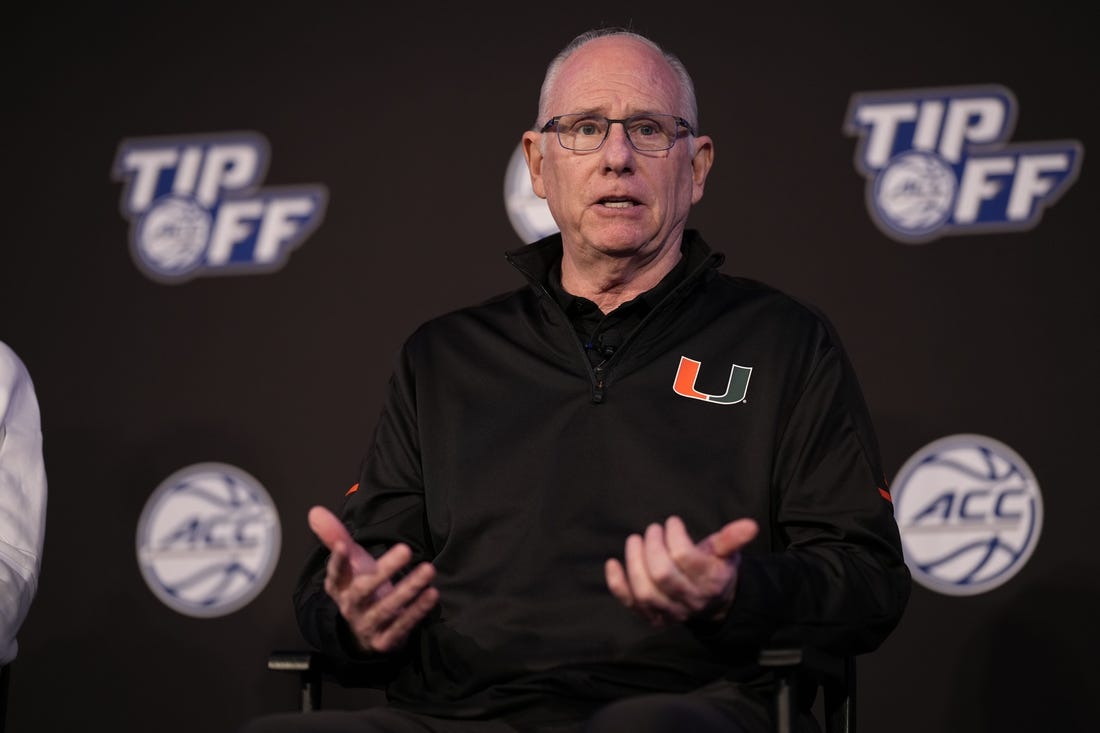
672, 356, 752, 404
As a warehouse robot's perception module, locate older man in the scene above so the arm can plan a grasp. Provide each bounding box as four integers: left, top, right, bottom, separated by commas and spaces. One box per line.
243, 28, 909, 733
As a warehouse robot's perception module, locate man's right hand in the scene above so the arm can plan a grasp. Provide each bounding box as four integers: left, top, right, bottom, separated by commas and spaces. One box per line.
308, 505, 439, 654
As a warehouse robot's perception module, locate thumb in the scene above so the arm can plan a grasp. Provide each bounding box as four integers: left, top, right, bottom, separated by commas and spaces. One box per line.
308, 505, 351, 548
309, 505, 377, 574
701, 518, 759, 559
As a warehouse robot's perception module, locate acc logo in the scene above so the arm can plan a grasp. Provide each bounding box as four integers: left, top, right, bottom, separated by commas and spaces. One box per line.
892, 434, 1042, 596
843, 85, 1082, 243
111, 131, 328, 283
503, 142, 559, 243
136, 462, 281, 618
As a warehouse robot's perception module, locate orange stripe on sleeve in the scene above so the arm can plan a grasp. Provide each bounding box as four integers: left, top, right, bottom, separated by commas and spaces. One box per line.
345, 483, 359, 496
878, 487, 892, 502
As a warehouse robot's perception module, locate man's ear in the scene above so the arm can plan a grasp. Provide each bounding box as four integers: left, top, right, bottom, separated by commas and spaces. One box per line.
690, 135, 715, 205
522, 131, 547, 199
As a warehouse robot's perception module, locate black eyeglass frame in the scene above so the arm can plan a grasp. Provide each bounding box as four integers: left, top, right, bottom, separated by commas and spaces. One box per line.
538, 113, 697, 152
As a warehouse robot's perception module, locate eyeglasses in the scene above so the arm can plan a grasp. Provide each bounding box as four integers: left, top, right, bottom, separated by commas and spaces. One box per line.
539, 113, 695, 152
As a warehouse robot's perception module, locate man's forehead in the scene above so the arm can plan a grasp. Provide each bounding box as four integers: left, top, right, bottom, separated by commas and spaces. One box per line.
557, 38, 674, 85
550, 40, 682, 114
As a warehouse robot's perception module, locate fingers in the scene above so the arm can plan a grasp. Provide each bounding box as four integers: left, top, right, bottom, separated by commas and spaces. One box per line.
662, 517, 723, 603
324, 540, 352, 591
326, 541, 410, 608
664, 515, 706, 575
359, 563, 440, 653
604, 558, 634, 609
309, 506, 439, 653
318, 531, 439, 654
624, 529, 676, 624
701, 518, 759, 559
368, 542, 414, 595
606, 516, 753, 625
639, 524, 697, 620
609, 522, 693, 624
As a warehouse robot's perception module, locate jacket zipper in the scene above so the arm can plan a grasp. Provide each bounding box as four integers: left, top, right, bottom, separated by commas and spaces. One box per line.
592, 362, 608, 403
508, 250, 721, 404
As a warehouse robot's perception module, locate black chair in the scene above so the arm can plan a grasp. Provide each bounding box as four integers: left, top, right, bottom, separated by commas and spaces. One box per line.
268, 651, 325, 713
1, 663, 10, 733
758, 648, 855, 733
269, 648, 855, 733
268, 650, 388, 713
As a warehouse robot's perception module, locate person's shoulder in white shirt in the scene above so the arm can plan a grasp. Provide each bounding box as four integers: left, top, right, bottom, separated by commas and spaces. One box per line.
0, 340, 47, 666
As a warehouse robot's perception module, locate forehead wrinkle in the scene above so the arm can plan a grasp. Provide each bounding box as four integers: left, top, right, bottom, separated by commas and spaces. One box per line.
565, 105, 671, 118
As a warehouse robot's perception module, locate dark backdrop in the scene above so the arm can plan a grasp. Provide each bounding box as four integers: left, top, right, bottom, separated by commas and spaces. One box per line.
3, 2, 1096, 731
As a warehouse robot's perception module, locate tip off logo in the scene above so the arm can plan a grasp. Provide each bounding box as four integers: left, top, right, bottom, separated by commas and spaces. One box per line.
892, 434, 1042, 596
136, 462, 281, 618
844, 85, 1083, 243
112, 131, 328, 283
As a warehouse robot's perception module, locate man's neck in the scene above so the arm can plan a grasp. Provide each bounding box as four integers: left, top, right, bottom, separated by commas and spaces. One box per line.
560, 239, 683, 314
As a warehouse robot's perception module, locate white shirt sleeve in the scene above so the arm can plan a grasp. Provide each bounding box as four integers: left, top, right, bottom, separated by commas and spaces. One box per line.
0, 341, 48, 665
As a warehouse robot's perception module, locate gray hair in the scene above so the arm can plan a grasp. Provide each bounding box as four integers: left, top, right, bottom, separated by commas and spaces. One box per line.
535, 28, 700, 131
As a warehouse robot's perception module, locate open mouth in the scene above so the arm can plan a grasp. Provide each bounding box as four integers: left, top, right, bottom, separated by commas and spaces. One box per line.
598, 197, 640, 209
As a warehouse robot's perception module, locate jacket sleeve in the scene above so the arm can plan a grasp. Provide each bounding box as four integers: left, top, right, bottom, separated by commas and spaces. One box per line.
693, 318, 911, 655
293, 337, 433, 678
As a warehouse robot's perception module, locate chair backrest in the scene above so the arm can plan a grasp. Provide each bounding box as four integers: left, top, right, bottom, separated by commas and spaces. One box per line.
1, 663, 11, 733
268, 651, 321, 712
821, 654, 855, 733
758, 647, 856, 733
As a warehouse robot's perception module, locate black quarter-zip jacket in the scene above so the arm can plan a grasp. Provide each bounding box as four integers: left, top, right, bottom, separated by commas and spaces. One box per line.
294, 231, 910, 724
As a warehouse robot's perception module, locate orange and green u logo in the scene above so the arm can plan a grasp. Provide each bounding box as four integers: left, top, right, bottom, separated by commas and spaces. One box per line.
672, 356, 753, 404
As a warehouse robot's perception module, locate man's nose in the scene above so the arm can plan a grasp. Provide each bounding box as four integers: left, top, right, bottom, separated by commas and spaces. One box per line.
600, 121, 636, 170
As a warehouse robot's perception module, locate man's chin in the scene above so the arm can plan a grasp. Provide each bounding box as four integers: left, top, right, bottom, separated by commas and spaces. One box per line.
578, 225, 662, 257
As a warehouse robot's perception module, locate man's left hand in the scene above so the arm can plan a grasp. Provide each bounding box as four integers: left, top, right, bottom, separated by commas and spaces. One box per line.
605, 515, 759, 626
